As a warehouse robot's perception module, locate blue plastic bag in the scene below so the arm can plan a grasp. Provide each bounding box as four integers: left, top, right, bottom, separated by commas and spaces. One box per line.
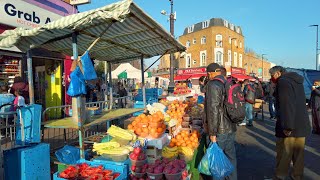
55, 145, 89, 164
81, 51, 97, 80
67, 66, 86, 97
198, 142, 234, 179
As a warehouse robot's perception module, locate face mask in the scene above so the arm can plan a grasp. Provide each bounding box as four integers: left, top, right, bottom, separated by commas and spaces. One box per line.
271, 77, 278, 84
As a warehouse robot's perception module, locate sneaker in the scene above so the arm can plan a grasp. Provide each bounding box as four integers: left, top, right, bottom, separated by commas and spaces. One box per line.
238, 122, 246, 126
247, 123, 253, 127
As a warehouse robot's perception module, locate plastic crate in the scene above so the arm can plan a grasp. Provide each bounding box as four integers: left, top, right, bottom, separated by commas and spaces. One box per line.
4, 143, 50, 180
146, 133, 169, 149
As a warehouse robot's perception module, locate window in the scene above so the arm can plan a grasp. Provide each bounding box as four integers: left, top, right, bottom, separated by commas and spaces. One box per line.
216, 34, 223, 47
187, 25, 194, 33
202, 20, 209, 29
224, 20, 229, 27
240, 42, 242, 48
186, 54, 191, 68
186, 41, 190, 48
234, 52, 238, 67
230, 24, 235, 31
193, 38, 196, 44
229, 36, 231, 44
228, 50, 231, 64
234, 39, 237, 47
215, 51, 223, 65
239, 54, 243, 67
200, 50, 207, 66
201, 36, 206, 44
236, 27, 240, 34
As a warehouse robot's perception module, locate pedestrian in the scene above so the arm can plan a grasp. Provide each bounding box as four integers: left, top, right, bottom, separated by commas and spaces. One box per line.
202, 63, 237, 180
265, 80, 276, 120
240, 79, 254, 126
199, 76, 207, 93
10, 76, 29, 104
309, 81, 320, 134
269, 66, 311, 180
0, 85, 15, 138
118, 84, 128, 108
13, 89, 26, 110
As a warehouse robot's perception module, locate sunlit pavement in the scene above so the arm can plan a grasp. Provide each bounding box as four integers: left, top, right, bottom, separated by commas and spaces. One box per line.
236, 107, 320, 180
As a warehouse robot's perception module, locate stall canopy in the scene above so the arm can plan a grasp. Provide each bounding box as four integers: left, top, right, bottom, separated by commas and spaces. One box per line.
231, 73, 256, 81
174, 74, 205, 81
0, 0, 185, 63
111, 63, 148, 80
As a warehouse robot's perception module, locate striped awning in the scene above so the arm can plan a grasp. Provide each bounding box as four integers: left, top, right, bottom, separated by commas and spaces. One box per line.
0, 0, 185, 63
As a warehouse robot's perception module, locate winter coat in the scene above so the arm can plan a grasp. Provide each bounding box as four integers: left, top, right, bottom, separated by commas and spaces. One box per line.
274, 72, 311, 138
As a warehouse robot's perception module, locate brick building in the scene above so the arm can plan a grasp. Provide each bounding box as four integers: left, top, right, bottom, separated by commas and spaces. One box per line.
159, 18, 245, 75
243, 51, 274, 81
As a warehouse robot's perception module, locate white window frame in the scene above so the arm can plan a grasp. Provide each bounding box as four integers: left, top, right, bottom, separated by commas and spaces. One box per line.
240, 42, 242, 48
193, 38, 196, 44
234, 39, 237, 47
186, 40, 190, 48
230, 24, 235, 31
236, 27, 240, 34
201, 36, 206, 44
224, 20, 229, 27
202, 20, 209, 29
216, 34, 223, 47
187, 25, 194, 33
239, 54, 243, 67
186, 54, 192, 68
229, 36, 231, 44
215, 51, 223, 65
234, 52, 238, 67
200, 50, 207, 66
228, 50, 231, 64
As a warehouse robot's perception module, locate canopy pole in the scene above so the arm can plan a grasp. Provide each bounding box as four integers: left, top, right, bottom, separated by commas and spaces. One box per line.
27, 50, 34, 104
71, 32, 85, 160
144, 51, 168, 73
108, 61, 113, 110
140, 55, 146, 107
104, 61, 108, 102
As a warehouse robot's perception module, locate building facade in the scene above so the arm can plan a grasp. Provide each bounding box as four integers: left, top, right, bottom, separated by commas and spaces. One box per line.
243, 51, 273, 81
159, 18, 245, 75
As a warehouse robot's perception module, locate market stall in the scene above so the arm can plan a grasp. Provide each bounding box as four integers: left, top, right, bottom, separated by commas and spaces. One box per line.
0, 0, 186, 179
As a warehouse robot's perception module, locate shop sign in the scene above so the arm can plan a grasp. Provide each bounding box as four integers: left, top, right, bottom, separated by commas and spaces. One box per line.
69, 0, 91, 5
231, 67, 246, 74
0, 0, 62, 28
177, 67, 206, 75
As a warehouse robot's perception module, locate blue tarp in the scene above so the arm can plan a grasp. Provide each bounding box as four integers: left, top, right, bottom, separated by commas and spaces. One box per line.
286, 68, 320, 100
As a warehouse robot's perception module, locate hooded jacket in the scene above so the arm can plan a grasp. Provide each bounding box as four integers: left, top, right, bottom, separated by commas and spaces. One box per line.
274, 72, 311, 138
204, 75, 236, 136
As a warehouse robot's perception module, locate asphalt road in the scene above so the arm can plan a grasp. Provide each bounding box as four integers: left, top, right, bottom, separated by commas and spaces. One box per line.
236, 109, 320, 180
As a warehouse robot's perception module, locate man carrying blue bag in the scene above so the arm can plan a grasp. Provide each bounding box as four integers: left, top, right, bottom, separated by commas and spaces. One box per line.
200, 63, 237, 180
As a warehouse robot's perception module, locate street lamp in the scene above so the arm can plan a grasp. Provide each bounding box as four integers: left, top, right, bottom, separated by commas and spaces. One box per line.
230, 37, 237, 68
262, 54, 267, 81
309, 25, 319, 70
161, 0, 176, 93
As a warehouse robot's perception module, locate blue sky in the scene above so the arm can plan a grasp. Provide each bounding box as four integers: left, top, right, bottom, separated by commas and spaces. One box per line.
79, 0, 320, 70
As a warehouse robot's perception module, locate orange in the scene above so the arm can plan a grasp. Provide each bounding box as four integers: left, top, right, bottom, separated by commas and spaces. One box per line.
186, 140, 192, 145
176, 135, 182, 140
192, 133, 198, 138
187, 144, 193, 149
181, 143, 186, 147
169, 142, 176, 147
161, 123, 166, 129
157, 127, 163, 133
183, 137, 189, 142
171, 138, 177, 143
142, 128, 149, 134
176, 142, 182, 146
190, 136, 195, 141
135, 128, 142, 135
150, 128, 156, 134
192, 142, 198, 148
132, 121, 137, 126
128, 124, 133, 130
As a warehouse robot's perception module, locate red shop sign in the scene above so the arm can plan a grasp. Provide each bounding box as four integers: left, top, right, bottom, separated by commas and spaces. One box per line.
231, 67, 246, 74
177, 67, 206, 75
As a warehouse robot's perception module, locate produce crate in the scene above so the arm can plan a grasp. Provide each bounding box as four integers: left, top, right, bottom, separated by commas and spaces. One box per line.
53, 159, 129, 180
146, 133, 169, 149
4, 143, 50, 180
146, 146, 162, 157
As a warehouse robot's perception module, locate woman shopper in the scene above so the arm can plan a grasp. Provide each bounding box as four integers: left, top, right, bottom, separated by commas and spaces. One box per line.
309, 81, 320, 134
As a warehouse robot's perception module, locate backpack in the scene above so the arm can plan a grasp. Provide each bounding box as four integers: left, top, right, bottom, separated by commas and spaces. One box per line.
245, 84, 256, 104
255, 83, 264, 99
214, 78, 246, 123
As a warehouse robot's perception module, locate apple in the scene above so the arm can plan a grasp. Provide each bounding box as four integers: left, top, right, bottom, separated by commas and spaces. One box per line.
133, 147, 142, 155
131, 165, 136, 171
130, 153, 138, 160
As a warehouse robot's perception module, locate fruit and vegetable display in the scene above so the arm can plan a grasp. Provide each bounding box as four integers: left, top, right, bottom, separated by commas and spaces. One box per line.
169, 130, 200, 149
127, 112, 166, 139
173, 83, 192, 95
166, 100, 188, 123
188, 104, 204, 118
58, 163, 120, 180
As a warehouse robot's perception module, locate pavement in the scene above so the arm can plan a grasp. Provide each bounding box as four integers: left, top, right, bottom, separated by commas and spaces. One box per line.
236, 109, 320, 180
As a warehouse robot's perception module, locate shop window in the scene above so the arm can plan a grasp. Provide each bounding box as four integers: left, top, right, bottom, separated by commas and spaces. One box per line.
201, 36, 206, 44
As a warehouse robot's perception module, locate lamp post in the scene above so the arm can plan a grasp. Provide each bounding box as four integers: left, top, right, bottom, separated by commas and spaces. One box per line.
161, 0, 176, 93
262, 54, 267, 81
309, 25, 319, 70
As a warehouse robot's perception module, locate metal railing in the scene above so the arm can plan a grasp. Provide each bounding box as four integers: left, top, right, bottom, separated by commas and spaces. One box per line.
41, 95, 134, 151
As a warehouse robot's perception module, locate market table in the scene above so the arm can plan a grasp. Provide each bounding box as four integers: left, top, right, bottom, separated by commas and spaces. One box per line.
42, 108, 143, 129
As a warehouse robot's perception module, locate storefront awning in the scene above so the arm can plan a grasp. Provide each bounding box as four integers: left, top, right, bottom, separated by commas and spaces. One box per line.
231, 73, 256, 81
0, 0, 185, 63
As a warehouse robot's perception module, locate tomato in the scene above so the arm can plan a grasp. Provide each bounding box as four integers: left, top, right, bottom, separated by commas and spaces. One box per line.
59, 172, 69, 179
113, 173, 120, 179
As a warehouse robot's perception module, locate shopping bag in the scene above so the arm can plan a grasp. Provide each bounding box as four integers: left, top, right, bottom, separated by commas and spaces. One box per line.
80, 51, 97, 80
198, 142, 234, 179
67, 66, 86, 97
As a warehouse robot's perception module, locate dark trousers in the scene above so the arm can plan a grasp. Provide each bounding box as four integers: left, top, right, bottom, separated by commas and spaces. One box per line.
201, 133, 237, 180
269, 98, 276, 118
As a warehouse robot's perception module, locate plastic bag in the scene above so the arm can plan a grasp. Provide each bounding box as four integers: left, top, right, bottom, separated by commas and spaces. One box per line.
81, 51, 97, 80
55, 145, 81, 164
67, 66, 86, 97
198, 142, 234, 179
